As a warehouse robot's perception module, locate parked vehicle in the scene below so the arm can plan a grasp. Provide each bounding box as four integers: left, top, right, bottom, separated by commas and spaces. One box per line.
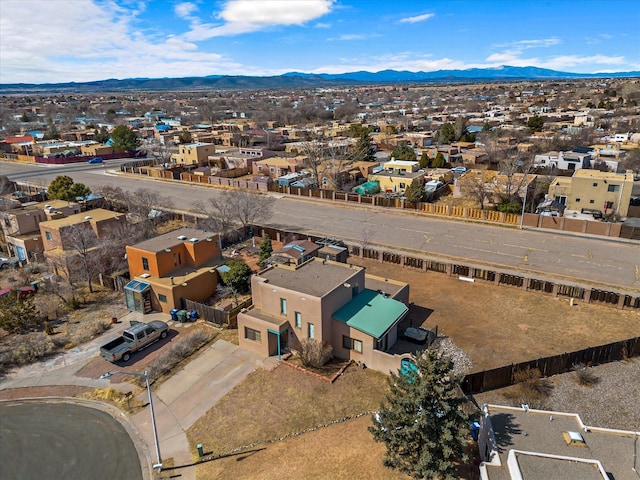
0, 257, 9, 269
87, 157, 103, 164
100, 320, 169, 363
451, 166, 467, 174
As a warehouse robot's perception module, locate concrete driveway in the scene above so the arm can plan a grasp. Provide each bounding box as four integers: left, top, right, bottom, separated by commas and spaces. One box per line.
128, 340, 267, 478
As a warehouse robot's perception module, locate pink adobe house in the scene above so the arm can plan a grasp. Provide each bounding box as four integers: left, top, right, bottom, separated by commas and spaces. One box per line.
237, 258, 416, 373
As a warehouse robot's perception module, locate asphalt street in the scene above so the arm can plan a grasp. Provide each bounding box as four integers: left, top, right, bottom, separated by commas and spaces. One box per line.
2, 160, 639, 290
0, 401, 143, 480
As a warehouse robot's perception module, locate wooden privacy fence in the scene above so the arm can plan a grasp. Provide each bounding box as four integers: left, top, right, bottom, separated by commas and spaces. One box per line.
249, 225, 640, 311
461, 336, 640, 394
182, 297, 251, 328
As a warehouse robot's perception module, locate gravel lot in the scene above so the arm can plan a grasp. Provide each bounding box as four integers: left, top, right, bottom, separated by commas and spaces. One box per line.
474, 357, 640, 431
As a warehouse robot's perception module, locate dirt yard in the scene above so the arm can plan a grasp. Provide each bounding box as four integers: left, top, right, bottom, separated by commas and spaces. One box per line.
348, 257, 640, 372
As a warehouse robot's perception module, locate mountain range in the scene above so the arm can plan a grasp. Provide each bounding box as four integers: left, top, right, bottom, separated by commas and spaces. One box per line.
2, 66, 639, 93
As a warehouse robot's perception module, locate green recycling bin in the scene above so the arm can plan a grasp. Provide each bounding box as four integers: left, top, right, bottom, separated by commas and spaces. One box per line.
176, 310, 188, 323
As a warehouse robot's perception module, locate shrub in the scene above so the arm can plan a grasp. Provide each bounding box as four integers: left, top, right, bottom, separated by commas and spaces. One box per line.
0, 333, 56, 367
293, 338, 333, 368
504, 367, 554, 409
81, 387, 141, 413
572, 363, 600, 387
141, 330, 214, 386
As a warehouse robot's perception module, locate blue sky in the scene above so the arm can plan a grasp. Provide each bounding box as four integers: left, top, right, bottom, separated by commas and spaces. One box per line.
1, 0, 639, 83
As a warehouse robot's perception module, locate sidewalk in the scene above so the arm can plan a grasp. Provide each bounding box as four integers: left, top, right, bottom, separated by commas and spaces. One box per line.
0, 312, 270, 480
129, 341, 265, 478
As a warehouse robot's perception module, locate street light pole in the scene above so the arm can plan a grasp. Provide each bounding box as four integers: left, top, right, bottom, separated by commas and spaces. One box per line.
100, 370, 162, 473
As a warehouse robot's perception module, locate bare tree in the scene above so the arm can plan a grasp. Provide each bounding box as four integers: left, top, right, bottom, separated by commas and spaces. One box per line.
193, 197, 236, 236
300, 136, 325, 183
498, 152, 535, 203
127, 188, 174, 239
63, 224, 102, 293
462, 172, 492, 210
228, 190, 275, 229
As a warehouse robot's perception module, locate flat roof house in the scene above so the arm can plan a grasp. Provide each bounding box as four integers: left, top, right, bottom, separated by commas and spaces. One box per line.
237, 258, 412, 373
478, 404, 639, 480
2, 199, 80, 263
125, 227, 222, 314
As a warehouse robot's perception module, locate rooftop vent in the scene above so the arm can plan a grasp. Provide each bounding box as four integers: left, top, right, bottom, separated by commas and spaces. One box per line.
84, 216, 92, 220
189, 237, 199, 242
139, 273, 151, 278
177, 235, 187, 240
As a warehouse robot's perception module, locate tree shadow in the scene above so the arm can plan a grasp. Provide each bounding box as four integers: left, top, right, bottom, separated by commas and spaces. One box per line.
488, 412, 522, 452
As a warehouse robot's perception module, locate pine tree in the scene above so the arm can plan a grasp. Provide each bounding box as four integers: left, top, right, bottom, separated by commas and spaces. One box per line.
369, 348, 471, 479
352, 131, 377, 162
258, 234, 273, 267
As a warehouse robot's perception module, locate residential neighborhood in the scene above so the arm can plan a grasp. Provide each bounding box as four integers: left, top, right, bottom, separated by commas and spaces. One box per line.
1, 74, 640, 480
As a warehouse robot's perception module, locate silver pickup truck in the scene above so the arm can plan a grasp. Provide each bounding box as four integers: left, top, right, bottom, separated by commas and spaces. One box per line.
100, 320, 169, 363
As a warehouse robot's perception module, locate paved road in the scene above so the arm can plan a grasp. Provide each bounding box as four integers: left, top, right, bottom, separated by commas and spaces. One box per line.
0, 401, 143, 480
3, 160, 639, 290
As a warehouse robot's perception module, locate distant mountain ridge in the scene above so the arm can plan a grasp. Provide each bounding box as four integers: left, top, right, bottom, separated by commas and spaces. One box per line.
2, 66, 639, 93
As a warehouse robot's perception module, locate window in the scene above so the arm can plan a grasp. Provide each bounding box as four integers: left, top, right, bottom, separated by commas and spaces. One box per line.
45, 231, 52, 241
280, 298, 287, 315
244, 327, 262, 343
575, 198, 580, 202
295, 312, 302, 328
589, 199, 595, 204
308, 322, 315, 339
399, 182, 406, 189
158, 294, 167, 303
607, 184, 619, 192
270, 167, 275, 173
343, 335, 363, 353
258, 165, 263, 172
592, 182, 598, 187
554, 195, 567, 206
142, 257, 149, 271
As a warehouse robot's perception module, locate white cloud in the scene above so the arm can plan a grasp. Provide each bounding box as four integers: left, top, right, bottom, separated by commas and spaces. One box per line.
315, 22, 331, 28
175, 2, 199, 21
328, 34, 367, 41
183, 0, 335, 41
0, 0, 240, 83
506, 37, 561, 49
399, 13, 434, 24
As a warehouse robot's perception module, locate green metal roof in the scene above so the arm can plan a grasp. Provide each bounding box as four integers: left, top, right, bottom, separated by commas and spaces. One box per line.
333, 289, 408, 339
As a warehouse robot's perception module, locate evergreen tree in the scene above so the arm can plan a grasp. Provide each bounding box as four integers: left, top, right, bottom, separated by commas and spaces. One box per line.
48, 175, 91, 202
527, 114, 544, 133
258, 234, 273, 267
94, 126, 111, 144
370, 348, 471, 479
110, 125, 140, 151
352, 131, 377, 162
403, 180, 424, 204
220, 260, 253, 305
419, 151, 429, 169
437, 123, 456, 144
432, 152, 446, 168
389, 142, 417, 161
0, 292, 40, 334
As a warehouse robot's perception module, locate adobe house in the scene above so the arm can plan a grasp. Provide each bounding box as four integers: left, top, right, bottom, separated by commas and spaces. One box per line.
478, 404, 637, 480
238, 258, 412, 373
270, 239, 319, 266
124, 228, 222, 314
2, 200, 80, 263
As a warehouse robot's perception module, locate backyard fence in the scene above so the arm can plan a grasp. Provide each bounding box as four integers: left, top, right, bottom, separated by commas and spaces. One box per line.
183, 297, 252, 328
461, 336, 640, 394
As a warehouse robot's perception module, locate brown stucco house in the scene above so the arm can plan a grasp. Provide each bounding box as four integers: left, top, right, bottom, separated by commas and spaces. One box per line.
124, 227, 222, 314
237, 258, 413, 373
270, 239, 319, 266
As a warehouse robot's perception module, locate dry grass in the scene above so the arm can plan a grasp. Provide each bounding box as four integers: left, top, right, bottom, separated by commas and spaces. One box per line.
349, 257, 640, 371
80, 387, 143, 413
187, 364, 390, 477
